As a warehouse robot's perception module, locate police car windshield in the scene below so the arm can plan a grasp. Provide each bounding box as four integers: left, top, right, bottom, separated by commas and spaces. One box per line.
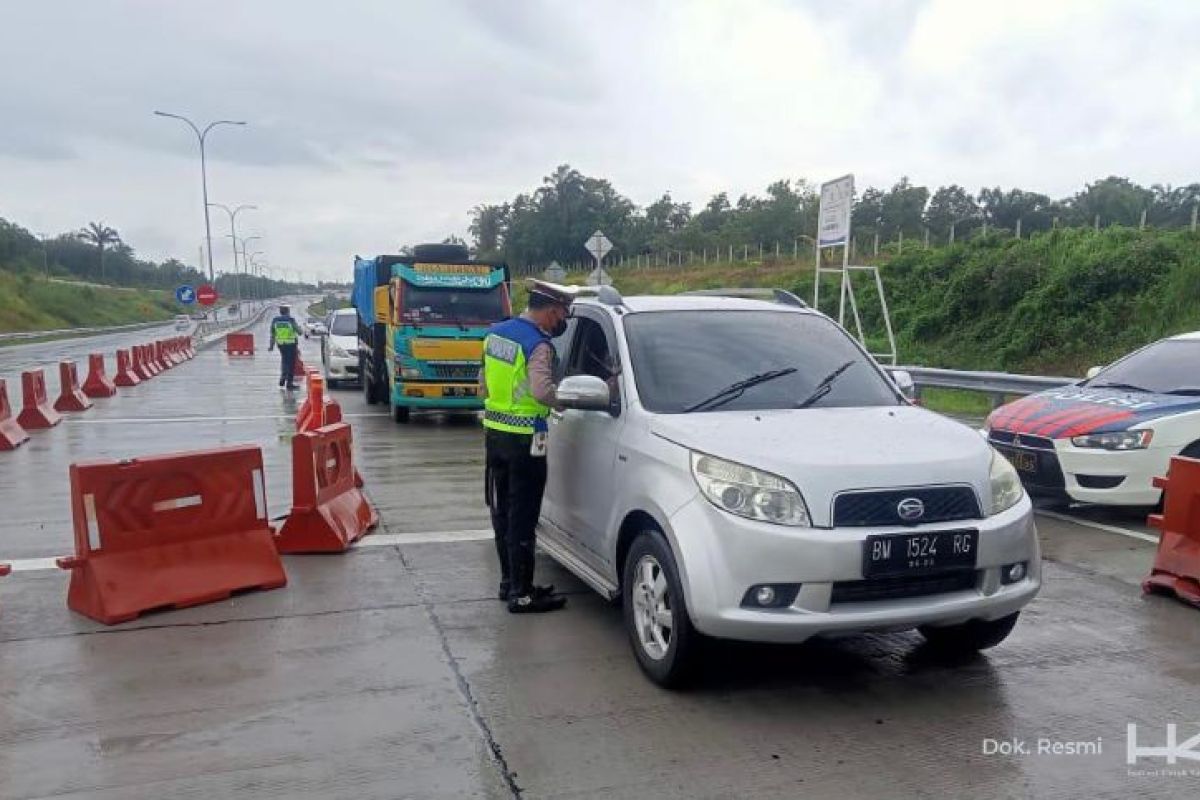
400, 285, 505, 325
623, 310, 900, 413
1087, 339, 1200, 394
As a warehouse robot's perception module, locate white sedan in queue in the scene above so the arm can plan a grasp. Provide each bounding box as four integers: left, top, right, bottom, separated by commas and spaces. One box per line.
320, 308, 360, 387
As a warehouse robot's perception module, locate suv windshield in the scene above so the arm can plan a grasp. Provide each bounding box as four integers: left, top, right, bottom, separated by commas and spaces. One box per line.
329, 313, 356, 336
1086, 339, 1200, 394
400, 284, 505, 325
623, 310, 900, 413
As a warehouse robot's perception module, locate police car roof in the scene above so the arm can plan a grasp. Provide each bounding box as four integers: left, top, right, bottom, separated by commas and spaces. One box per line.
578, 294, 812, 314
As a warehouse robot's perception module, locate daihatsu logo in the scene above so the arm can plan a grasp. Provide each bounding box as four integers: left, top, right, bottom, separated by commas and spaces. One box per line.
897, 497, 925, 521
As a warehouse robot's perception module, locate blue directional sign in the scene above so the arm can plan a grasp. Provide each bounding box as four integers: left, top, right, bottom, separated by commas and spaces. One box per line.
175, 284, 196, 304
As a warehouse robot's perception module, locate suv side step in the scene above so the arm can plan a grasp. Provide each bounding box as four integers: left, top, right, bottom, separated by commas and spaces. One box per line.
537, 528, 619, 601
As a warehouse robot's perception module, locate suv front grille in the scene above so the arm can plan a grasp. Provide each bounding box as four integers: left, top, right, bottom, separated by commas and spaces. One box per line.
832, 486, 981, 527
831, 570, 978, 604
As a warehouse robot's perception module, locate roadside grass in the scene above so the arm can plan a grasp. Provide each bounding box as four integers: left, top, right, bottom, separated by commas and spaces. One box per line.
918, 387, 995, 418
0, 269, 181, 335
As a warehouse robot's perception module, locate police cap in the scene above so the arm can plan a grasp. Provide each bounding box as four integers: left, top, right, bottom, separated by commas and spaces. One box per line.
526, 279, 575, 310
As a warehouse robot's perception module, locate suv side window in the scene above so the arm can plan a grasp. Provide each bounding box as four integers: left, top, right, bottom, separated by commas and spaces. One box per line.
565, 312, 621, 411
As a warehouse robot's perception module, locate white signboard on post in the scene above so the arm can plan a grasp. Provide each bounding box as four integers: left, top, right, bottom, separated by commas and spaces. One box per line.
817, 174, 855, 247
544, 261, 566, 281
585, 230, 613, 264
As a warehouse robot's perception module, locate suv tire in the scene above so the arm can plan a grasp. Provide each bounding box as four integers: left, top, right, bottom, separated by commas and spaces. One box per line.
622, 530, 700, 688
918, 611, 1020, 652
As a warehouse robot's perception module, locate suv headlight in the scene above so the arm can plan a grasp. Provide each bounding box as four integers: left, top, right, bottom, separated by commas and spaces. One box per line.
690, 452, 810, 527
987, 449, 1024, 516
1070, 430, 1153, 450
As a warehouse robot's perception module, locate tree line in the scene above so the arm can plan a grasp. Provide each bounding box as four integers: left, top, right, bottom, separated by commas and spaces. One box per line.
0, 216, 301, 298
469, 165, 1200, 268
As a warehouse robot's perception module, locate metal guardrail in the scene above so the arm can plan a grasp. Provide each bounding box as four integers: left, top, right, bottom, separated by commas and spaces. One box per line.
0, 319, 173, 343
896, 365, 1079, 408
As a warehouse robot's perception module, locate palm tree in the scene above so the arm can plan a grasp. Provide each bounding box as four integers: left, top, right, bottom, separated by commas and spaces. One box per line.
79, 222, 120, 283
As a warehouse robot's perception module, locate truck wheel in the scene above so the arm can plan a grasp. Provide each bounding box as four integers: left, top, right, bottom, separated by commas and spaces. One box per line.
363, 375, 378, 405
622, 530, 701, 689
393, 404, 410, 424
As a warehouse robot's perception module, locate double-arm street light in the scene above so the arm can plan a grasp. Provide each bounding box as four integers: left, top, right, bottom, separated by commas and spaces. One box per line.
153, 111, 246, 283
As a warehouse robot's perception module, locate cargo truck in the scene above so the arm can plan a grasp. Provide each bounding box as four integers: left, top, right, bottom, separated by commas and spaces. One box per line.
352, 243, 511, 422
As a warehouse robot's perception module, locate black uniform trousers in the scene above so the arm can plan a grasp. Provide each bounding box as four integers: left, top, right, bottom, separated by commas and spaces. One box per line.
277, 343, 298, 387
485, 427, 548, 599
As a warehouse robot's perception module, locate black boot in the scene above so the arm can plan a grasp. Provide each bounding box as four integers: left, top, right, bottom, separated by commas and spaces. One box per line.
508, 593, 567, 613
498, 583, 555, 601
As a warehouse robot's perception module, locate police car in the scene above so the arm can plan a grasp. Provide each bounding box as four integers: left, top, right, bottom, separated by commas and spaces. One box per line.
985, 331, 1200, 506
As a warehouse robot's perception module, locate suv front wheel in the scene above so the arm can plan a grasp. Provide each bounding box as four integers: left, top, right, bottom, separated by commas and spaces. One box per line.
623, 531, 701, 688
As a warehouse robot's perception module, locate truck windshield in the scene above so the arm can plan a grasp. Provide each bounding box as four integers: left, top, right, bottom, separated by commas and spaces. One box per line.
623, 310, 900, 413
400, 285, 505, 325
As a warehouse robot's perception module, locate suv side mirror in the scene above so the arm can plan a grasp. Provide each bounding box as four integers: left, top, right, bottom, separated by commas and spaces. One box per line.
557, 375, 611, 411
1086, 365, 1104, 380
889, 369, 916, 399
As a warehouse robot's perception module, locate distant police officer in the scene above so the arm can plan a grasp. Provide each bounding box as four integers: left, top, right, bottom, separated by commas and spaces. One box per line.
481, 281, 573, 613
268, 304, 303, 391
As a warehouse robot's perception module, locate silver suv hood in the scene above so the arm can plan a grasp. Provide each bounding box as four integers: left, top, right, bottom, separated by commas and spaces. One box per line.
650, 405, 992, 527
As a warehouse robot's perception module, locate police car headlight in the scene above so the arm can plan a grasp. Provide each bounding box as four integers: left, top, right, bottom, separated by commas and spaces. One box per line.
690, 452, 810, 527
1070, 430, 1153, 450
986, 449, 1025, 516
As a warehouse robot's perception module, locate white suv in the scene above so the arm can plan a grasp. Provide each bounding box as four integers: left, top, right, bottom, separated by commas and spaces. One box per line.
540, 291, 1041, 687
320, 308, 360, 387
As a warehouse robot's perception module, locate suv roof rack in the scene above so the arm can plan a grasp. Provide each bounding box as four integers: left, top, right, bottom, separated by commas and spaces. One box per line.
681, 287, 808, 308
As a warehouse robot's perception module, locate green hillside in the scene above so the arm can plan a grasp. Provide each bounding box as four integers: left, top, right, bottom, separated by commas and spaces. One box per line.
0, 270, 182, 335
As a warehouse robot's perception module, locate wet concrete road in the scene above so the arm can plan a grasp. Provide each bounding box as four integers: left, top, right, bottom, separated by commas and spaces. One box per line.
1, 310, 1197, 798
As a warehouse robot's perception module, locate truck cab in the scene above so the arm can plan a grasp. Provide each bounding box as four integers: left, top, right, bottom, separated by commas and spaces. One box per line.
353, 244, 511, 422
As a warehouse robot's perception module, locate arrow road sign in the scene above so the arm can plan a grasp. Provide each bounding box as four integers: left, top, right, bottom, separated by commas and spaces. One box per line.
175, 285, 196, 304
585, 230, 613, 265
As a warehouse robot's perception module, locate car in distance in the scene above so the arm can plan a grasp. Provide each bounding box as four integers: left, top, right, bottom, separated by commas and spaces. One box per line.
173, 314, 191, 331
305, 318, 328, 337
320, 308, 359, 387
985, 331, 1200, 506
541, 290, 1040, 687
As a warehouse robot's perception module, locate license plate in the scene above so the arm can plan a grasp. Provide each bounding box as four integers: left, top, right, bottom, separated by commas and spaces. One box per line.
442, 386, 477, 398
999, 447, 1038, 474
863, 530, 978, 578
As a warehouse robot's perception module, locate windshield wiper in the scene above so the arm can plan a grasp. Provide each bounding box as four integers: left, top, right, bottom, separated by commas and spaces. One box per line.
683, 368, 797, 413
796, 361, 856, 409
1089, 381, 1151, 393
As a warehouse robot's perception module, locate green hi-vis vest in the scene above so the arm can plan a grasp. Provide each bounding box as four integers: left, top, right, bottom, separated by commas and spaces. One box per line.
482, 318, 551, 435
273, 318, 298, 346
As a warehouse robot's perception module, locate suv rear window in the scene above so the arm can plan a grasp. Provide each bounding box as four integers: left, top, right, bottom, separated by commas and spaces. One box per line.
329, 313, 356, 336
623, 310, 899, 413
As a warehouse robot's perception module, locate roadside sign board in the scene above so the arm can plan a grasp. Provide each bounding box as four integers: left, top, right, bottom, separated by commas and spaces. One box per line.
585, 230, 613, 265
196, 285, 218, 306
175, 285, 196, 304
818, 174, 855, 247
544, 261, 567, 281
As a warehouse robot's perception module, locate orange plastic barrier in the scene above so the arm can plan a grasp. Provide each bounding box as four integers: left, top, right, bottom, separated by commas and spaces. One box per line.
182, 336, 196, 359
0, 379, 30, 450
82, 353, 119, 398
17, 369, 62, 429
114, 349, 141, 387
153, 341, 172, 371
276, 422, 377, 553
53, 361, 93, 413
55, 445, 287, 624
1145, 456, 1200, 608
144, 343, 162, 375
293, 353, 308, 377
226, 332, 255, 356
296, 373, 325, 433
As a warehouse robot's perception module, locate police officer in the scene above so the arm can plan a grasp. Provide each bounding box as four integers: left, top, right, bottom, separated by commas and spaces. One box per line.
267, 304, 303, 391
481, 281, 573, 613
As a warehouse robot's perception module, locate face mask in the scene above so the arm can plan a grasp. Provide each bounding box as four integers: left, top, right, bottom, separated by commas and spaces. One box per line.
550, 316, 568, 337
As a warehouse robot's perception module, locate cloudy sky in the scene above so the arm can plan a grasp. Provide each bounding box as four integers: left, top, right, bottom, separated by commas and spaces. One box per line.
1, 0, 1198, 281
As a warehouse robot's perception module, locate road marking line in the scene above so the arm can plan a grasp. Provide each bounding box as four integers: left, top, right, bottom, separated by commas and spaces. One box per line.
64, 412, 386, 424
1035, 509, 1160, 544
2, 529, 495, 572
356, 529, 493, 547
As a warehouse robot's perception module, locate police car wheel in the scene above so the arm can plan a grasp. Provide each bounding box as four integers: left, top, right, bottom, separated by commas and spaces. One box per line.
622, 530, 700, 689
918, 611, 1020, 652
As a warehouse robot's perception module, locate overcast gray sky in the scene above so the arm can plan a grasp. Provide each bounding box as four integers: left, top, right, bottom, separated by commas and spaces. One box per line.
1, 0, 1198, 281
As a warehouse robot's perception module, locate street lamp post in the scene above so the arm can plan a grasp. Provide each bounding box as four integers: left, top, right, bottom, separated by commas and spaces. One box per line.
209, 204, 256, 316
153, 111, 246, 283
